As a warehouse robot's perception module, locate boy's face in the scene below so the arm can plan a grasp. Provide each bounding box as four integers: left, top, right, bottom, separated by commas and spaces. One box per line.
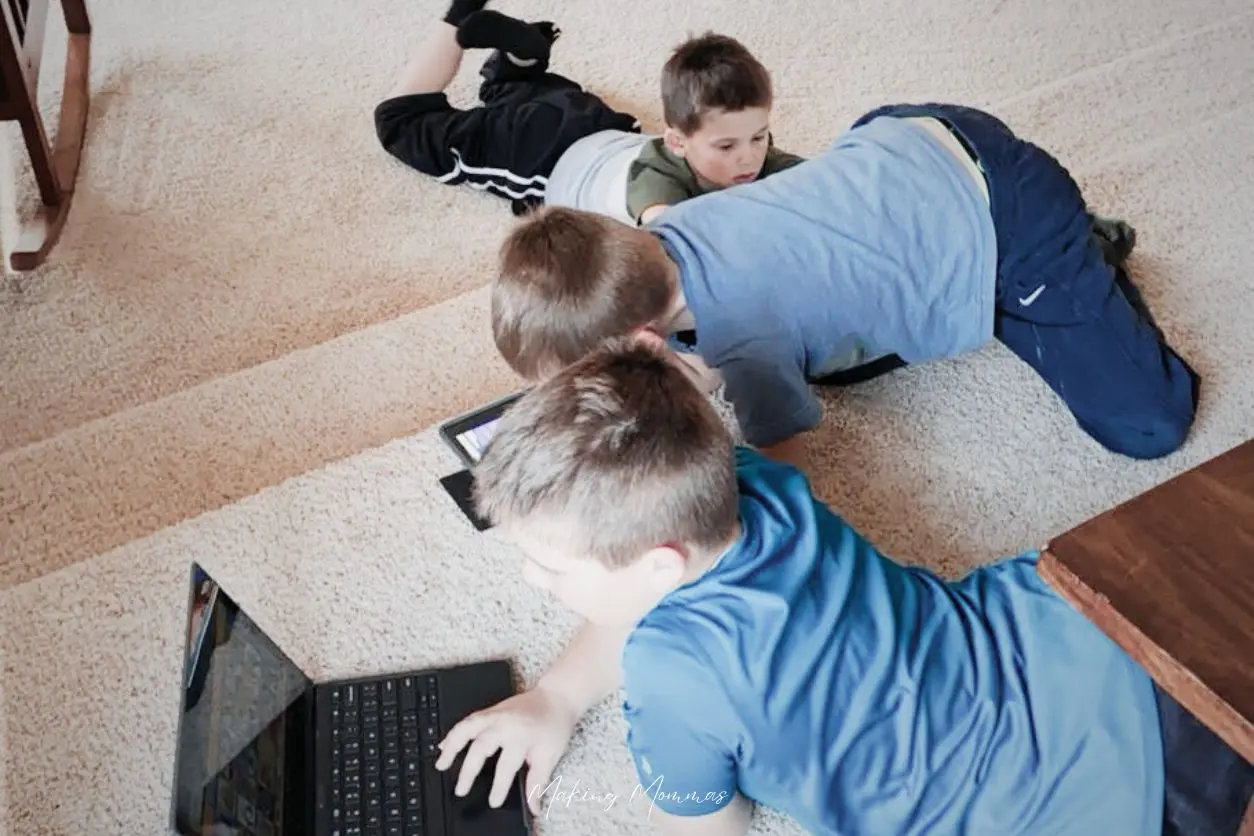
509, 526, 688, 627
665, 106, 773, 190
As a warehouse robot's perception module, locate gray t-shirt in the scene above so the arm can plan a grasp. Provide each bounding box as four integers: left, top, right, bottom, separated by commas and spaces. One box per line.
649, 115, 998, 448
544, 129, 652, 225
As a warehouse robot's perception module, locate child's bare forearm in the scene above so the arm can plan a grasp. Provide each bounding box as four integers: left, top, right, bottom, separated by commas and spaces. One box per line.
534, 621, 630, 716
758, 433, 809, 474
638, 204, 670, 224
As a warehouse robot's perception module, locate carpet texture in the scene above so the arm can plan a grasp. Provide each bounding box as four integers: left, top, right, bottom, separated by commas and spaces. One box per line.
2, 0, 1253, 832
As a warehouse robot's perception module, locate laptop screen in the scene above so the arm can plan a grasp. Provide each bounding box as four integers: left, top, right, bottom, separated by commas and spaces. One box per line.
172, 565, 313, 835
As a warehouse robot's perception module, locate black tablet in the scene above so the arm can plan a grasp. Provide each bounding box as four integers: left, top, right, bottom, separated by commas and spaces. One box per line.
437, 390, 525, 469
439, 469, 494, 531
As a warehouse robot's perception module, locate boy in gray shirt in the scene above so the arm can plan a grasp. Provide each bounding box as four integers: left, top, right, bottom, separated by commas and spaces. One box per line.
375, 8, 801, 223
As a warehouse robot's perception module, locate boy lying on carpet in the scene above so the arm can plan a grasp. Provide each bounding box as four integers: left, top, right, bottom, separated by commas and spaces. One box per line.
375, 3, 803, 224
433, 338, 1254, 836
486, 103, 1201, 472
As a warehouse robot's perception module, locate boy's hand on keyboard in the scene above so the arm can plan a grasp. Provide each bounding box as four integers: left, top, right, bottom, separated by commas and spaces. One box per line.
434, 685, 580, 814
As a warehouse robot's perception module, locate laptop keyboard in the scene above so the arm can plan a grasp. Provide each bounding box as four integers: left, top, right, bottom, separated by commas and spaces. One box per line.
328, 675, 445, 836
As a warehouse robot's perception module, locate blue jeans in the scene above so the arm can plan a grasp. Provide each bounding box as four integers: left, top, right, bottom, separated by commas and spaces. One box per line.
1156, 683, 1254, 835
852, 104, 1200, 460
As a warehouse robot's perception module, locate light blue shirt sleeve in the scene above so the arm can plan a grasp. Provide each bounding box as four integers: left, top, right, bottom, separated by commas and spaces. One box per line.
716, 342, 823, 449
621, 632, 739, 817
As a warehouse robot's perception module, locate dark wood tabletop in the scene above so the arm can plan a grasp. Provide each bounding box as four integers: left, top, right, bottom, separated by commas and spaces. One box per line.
1038, 437, 1254, 765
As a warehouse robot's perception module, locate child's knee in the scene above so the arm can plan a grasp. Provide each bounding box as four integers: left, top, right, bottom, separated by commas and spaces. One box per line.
1086, 366, 1199, 460
1109, 412, 1193, 460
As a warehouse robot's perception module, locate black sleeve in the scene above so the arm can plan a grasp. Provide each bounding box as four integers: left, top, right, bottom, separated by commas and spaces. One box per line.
373, 92, 491, 180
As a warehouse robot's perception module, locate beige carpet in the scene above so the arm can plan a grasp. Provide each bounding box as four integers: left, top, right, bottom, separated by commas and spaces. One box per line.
2, 0, 1254, 831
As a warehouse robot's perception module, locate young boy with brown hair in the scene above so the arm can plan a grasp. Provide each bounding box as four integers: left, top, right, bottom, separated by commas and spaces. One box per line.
488, 104, 1200, 468
375, 8, 800, 223
432, 337, 1252, 836
624, 33, 804, 225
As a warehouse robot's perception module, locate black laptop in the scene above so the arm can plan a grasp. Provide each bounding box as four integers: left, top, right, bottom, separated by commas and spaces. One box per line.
170, 562, 532, 836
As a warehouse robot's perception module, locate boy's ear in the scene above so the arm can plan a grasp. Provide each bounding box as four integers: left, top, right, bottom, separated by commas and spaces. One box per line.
632, 327, 668, 350
641, 544, 688, 584
662, 126, 687, 157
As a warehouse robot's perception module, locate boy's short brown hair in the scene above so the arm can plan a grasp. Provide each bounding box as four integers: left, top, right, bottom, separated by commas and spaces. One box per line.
492, 206, 675, 380
661, 32, 774, 135
472, 338, 739, 568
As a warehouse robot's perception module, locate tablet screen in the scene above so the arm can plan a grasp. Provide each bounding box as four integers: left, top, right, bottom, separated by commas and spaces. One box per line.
454, 417, 501, 463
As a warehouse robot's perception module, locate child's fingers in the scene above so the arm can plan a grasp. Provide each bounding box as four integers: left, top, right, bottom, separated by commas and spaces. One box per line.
454, 734, 504, 797
434, 711, 495, 770
489, 745, 528, 809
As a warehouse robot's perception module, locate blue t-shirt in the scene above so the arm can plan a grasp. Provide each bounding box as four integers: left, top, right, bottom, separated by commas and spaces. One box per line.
620, 448, 1164, 834
648, 116, 998, 448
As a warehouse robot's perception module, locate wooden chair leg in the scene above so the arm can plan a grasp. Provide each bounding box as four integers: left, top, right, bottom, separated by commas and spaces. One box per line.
15, 95, 60, 205
7, 0, 90, 271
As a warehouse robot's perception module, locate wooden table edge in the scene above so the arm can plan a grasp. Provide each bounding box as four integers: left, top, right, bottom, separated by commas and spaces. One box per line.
1037, 549, 1254, 765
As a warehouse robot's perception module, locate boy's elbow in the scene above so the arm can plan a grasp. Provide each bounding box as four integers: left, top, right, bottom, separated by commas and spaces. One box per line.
757, 434, 809, 473
651, 793, 753, 836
